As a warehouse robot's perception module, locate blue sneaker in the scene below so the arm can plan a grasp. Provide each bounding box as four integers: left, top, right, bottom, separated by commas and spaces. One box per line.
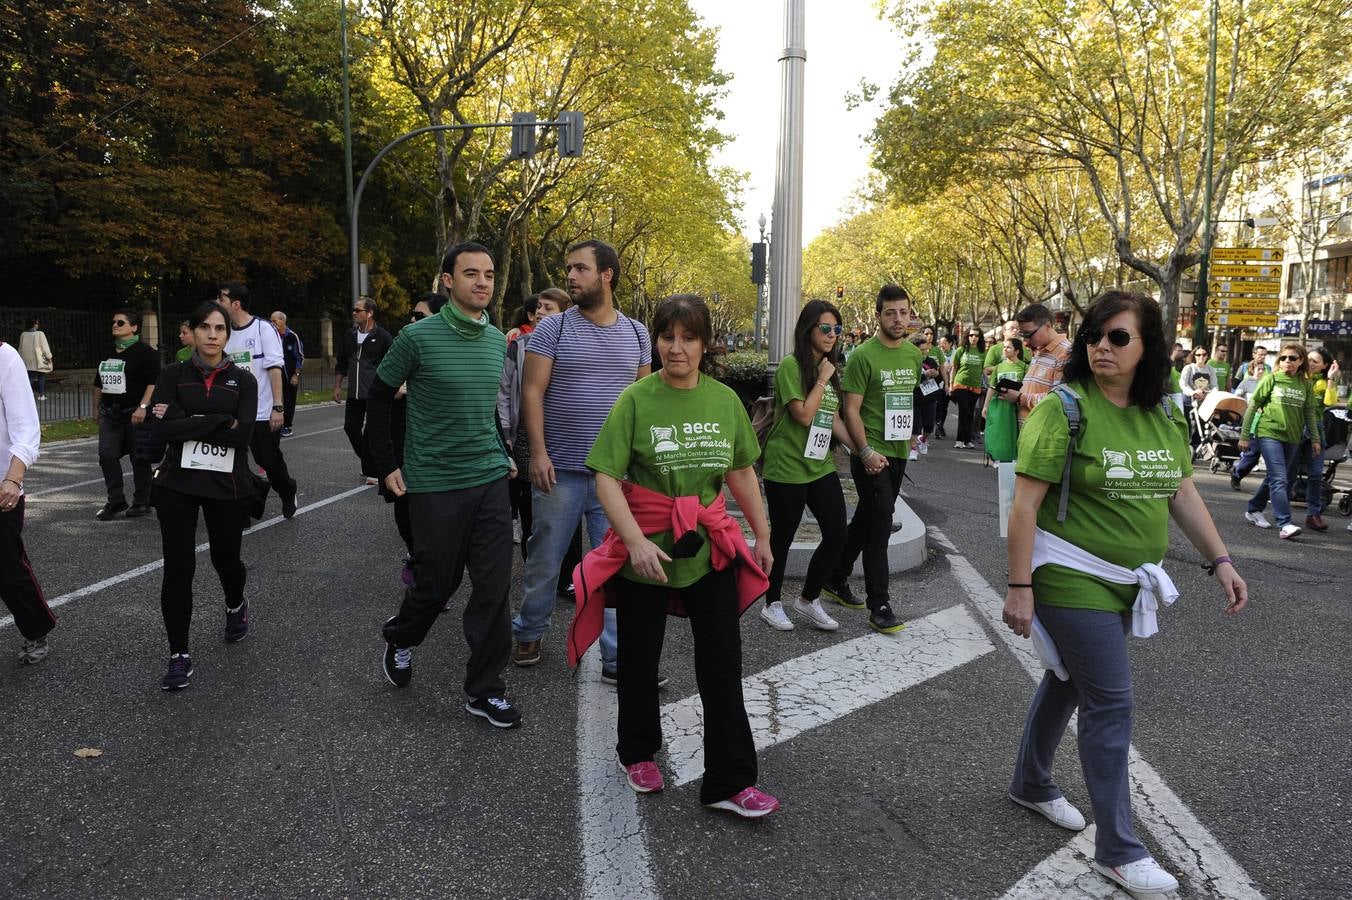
161, 654, 193, 691
225, 601, 249, 643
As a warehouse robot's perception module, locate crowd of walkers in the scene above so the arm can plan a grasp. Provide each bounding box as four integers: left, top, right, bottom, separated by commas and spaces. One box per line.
4, 239, 1348, 890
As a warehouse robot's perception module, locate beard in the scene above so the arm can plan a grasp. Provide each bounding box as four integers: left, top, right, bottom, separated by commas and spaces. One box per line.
571, 282, 605, 309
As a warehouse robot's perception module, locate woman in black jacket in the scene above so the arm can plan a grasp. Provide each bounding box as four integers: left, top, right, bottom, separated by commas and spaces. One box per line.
148, 302, 258, 691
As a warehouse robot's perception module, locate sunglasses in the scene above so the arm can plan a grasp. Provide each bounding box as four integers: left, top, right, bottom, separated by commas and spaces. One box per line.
967, 332, 980, 337
1277, 354, 1302, 363
817, 324, 843, 336
111, 319, 130, 327
1081, 328, 1138, 348
1019, 329, 1039, 340
352, 308, 368, 314
410, 311, 427, 321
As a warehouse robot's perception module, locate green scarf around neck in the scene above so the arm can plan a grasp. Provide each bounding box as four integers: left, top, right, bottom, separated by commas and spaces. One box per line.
441, 300, 489, 339
115, 334, 140, 351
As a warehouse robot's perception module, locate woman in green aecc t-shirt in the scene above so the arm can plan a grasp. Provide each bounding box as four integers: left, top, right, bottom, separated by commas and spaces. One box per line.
1001, 291, 1248, 896
586, 294, 780, 819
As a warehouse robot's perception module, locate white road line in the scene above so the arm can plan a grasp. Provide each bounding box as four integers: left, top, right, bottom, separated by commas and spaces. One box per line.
931, 527, 1265, 899
1002, 828, 1118, 898
0, 485, 373, 632
660, 604, 995, 787
576, 647, 659, 900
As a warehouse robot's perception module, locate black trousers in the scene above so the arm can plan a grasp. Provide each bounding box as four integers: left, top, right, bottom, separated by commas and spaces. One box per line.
0, 499, 55, 641
343, 398, 375, 477
382, 479, 513, 699
954, 388, 980, 443
281, 378, 298, 428
249, 423, 296, 502
393, 494, 415, 557
764, 473, 847, 605
97, 409, 152, 505
916, 392, 939, 437
152, 486, 250, 654
615, 567, 757, 804
831, 453, 906, 610
935, 391, 950, 435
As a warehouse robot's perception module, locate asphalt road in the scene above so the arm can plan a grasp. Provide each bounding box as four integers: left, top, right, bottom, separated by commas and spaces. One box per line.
2, 402, 1348, 899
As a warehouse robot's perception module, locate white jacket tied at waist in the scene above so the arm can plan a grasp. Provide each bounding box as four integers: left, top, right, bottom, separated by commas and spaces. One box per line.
1031, 527, 1179, 638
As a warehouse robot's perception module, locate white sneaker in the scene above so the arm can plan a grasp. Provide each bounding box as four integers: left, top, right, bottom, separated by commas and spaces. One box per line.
908, 449, 919, 461
1346, 521, 1352, 532
759, 601, 794, 631
1244, 511, 1271, 529
792, 597, 839, 631
1092, 857, 1179, 895
1279, 523, 1301, 540
1008, 792, 1086, 831
919, 440, 929, 455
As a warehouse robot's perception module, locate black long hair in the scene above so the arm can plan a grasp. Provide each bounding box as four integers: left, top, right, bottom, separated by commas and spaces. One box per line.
1063, 291, 1170, 410
792, 300, 844, 397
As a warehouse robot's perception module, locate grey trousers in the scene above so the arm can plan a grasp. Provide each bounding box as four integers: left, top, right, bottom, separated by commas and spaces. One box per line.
1010, 604, 1148, 867
381, 478, 513, 700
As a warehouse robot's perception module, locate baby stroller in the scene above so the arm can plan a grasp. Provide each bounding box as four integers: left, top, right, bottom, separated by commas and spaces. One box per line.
1195, 391, 1247, 472
1293, 408, 1351, 515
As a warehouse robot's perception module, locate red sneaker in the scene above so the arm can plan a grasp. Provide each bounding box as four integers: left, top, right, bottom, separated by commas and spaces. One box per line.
705, 786, 780, 818
618, 756, 664, 793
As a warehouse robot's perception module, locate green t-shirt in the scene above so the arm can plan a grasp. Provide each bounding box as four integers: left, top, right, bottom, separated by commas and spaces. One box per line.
985, 344, 1031, 369
762, 355, 839, 484
1016, 379, 1192, 613
952, 345, 985, 388
839, 336, 924, 459
375, 308, 510, 492
927, 347, 947, 373
1210, 360, 1232, 389
1240, 372, 1319, 444
175, 346, 194, 363
993, 358, 1028, 386
586, 372, 759, 588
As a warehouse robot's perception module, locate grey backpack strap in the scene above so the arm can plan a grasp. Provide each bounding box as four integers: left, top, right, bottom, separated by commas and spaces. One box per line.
1051, 384, 1082, 523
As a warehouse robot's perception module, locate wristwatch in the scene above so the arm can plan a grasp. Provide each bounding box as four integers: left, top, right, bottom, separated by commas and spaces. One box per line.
138, 403, 149, 410
271, 405, 284, 412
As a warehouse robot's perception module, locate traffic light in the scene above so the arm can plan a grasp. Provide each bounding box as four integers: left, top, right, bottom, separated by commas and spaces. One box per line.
558, 111, 584, 158
750, 242, 767, 285
508, 112, 537, 159
836, 284, 844, 299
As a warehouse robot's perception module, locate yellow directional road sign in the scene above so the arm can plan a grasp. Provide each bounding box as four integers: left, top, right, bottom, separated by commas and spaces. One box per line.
1210, 279, 1281, 295
1215, 296, 1280, 311
1212, 247, 1283, 262
1206, 312, 1279, 327
1210, 263, 1282, 280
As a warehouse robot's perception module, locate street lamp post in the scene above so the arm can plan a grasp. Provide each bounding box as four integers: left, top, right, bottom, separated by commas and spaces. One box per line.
754, 213, 768, 350
768, 0, 805, 371
340, 0, 355, 223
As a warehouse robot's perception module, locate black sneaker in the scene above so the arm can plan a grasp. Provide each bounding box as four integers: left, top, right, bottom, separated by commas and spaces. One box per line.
601, 667, 669, 689
281, 486, 298, 519
224, 602, 249, 643
160, 654, 193, 691
822, 581, 865, 610
869, 603, 905, 634
95, 498, 128, 521
1229, 473, 1242, 491
557, 583, 576, 603
125, 503, 152, 518
382, 617, 412, 687
465, 696, 522, 728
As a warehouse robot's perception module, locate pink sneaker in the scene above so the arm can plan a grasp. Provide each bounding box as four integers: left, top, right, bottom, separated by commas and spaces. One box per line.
618, 756, 664, 793
705, 786, 780, 818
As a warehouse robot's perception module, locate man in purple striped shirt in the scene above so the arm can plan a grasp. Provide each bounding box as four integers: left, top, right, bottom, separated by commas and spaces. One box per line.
512, 240, 652, 679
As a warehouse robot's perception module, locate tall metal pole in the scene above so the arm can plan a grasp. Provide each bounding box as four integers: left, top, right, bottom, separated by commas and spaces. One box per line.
754, 214, 767, 349
1193, 0, 1219, 349
341, 0, 355, 223
768, 0, 805, 371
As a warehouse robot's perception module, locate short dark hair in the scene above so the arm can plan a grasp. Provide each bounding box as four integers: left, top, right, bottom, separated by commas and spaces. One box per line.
189, 301, 228, 330
115, 307, 142, 331
875, 284, 910, 314
1006, 336, 1024, 357
567, 239, 621, 286
1063, 291, 1170, 410
421, 292, 447, 314
1015, 303, 1051, 327
652, 294, 718, 375
441, 241, 493, 276
219, 282, 251, 311
538, 286, 570, 308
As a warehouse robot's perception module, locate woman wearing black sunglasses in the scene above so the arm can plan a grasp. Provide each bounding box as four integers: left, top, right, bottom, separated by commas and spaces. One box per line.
1002, 291, 1246, 897
1239, 343, 1322, 539
758, 300, 853, 633
948, 328, 986, 448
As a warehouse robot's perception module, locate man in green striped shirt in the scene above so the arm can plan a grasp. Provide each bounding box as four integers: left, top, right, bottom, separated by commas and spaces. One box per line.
366, 241, 522, 729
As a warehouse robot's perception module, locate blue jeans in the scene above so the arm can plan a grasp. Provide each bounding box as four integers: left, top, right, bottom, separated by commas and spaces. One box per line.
512, 470, 616, 667
1011, 605, 1146, 867
1303, 439, 1326, 516
1248, 438, 1299, 525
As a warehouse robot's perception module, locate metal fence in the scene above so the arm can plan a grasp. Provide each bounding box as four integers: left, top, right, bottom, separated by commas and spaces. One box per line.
3, 307, 107, 370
